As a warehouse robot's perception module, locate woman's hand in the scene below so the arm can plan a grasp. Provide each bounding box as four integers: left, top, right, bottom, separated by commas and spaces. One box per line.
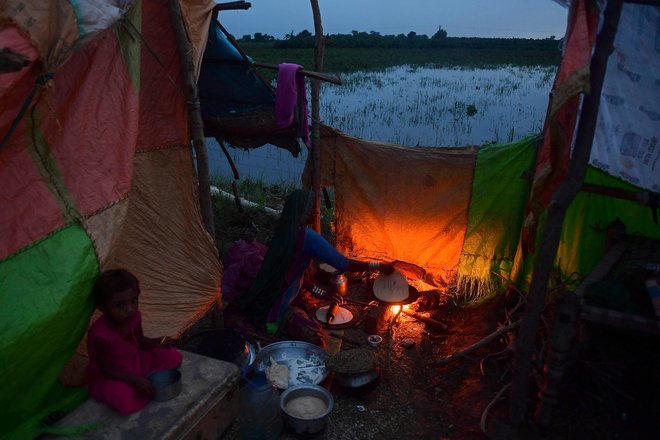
379, 262, 396, 275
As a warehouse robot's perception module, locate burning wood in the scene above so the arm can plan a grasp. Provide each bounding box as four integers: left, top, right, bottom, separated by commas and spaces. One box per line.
401, 309, 448, 332
429, 321, 519, 366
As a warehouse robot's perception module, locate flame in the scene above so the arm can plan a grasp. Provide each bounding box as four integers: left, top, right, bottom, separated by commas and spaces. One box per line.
390, 305, 401, 315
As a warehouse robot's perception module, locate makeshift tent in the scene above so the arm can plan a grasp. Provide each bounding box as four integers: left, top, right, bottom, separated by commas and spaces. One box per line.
0, 1, 222, 438
300, 0, 658, 425
308, 125, 658, 290
198, 11, 310, 155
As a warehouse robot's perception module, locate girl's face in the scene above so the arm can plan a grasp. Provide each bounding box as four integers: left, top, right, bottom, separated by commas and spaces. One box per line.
103, 287, 139, 326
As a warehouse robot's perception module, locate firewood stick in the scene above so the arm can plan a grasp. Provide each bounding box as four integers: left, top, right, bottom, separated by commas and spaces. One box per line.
402, 310, 449, 331
430, 321, 520, 366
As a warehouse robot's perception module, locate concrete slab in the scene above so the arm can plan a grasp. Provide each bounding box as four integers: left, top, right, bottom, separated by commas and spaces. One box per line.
48, 350, 240, 440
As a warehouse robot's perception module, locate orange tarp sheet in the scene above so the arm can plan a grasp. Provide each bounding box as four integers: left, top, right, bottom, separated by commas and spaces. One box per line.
313, 127, 478, 286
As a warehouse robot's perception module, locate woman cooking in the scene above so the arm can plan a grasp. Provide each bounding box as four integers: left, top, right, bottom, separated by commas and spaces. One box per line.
239, 189, 394, 348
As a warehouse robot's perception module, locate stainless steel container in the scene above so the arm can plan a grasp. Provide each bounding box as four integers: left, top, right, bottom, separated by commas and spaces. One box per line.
330, 273, 348, 296
280, 384, 333, 435
148, 369, 182, 401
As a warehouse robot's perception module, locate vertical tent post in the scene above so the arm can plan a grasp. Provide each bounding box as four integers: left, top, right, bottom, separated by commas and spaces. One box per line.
309, 0, 325, 233
509, 0, 623, 425
169, 0, 216, 241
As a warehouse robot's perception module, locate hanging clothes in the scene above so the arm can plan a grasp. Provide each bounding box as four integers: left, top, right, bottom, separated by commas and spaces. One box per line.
274, 63, 310, 147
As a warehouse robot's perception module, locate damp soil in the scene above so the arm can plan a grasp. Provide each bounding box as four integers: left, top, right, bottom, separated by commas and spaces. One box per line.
179, 280, 660, 440
198, 194, 660, 439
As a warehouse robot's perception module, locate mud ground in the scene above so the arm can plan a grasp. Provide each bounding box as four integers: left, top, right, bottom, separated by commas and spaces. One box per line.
180, 277, 660, 440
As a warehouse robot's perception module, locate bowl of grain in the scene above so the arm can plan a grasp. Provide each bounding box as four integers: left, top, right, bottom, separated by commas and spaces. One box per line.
279, 384, 333, 435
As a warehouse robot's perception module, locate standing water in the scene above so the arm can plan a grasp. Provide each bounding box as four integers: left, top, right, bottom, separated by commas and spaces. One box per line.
206, 64, 555, 184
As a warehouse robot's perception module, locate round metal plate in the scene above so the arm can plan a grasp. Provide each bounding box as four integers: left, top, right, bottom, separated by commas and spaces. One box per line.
252, 341, 329, 389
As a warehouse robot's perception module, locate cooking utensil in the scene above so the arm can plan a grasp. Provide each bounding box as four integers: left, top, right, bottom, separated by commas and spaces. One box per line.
334, 368, 380, 391
252, 341, 329, 389
330, 273, 348, 296
326, 301, 340, 323
280, 384, 333, 435
315, 304, 354, 327
367, 334, 383, 348
148, 369, 182, 402
373, 270, 409, 302
370, 283, 420, 306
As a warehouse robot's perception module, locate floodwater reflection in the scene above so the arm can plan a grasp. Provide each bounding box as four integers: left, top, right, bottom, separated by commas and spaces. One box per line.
207, 64, 556, 183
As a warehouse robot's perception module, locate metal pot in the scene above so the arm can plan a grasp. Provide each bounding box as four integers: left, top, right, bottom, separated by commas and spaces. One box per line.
331, 273, 348, 296
280, 384, 333, 435
334, 367, 380, 391
148, 369, 182, 401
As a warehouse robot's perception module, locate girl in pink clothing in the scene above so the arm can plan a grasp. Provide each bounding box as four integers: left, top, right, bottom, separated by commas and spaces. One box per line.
86, 269, 183, 415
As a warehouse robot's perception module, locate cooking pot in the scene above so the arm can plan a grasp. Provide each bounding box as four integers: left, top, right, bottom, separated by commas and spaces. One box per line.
335, 368, 380, 393
148, 369, 182, 401
280, 384, 333, 435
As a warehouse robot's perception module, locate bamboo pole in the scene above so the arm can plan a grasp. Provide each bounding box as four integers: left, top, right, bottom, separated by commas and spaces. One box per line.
168, 0, 215, 240
309, 0, 325, 233
214, 18, 340, 86
214, 1, 251, 11
509, 0, 623, 425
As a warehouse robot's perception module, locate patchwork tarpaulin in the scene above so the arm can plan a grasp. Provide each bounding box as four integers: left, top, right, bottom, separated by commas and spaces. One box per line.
198, 11, 303, 154
523, 0, 599, 250
523, 0, 659, 252
591, 3, 660, 192
0, 1, 221, 438
312, 126, 659, 291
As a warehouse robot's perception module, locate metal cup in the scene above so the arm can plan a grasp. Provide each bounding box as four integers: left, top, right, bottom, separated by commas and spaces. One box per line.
331, 273, 348, 297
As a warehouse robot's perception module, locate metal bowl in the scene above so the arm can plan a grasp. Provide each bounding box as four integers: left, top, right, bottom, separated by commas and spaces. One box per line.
280, 384, 333, 435
335, 368, 380, 393
252, 341, 328, 389
148, 369, 182, 402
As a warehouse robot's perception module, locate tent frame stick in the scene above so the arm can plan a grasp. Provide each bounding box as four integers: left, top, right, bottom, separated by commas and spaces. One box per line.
509, 0, 624, 425
214, 23, 340, 86
169, 0, 215, 240
309, 0, 325, 233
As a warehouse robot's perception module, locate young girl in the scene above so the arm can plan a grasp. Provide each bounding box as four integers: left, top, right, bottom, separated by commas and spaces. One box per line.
86, 269, 183, 415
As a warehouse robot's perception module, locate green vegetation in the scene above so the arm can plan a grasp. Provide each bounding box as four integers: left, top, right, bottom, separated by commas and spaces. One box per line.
242, 45, 559, 82
211, 177, 335, 256
236, 27, 560, 79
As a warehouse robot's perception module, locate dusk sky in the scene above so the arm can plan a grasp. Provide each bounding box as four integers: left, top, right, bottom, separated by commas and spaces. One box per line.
218, 0, 569, 40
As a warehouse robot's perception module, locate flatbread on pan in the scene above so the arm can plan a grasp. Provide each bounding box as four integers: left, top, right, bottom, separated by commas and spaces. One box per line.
373, 270, 408, 302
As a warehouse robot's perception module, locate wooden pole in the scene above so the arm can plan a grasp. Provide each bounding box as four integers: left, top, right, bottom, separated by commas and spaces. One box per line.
309, 0, 325, 233
214, 1, 251, 11
168, 0, 215, 240
509, 0, 623, 425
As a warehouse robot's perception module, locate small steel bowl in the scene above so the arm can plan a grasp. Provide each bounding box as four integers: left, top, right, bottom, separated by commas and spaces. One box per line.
280, 384, 333, 435
148, 369, 182, 402
367, 334, 383, 348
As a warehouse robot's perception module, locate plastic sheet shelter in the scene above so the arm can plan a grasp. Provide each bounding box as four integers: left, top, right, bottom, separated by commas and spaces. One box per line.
198, 11, 303, 155
0, 1, 221, 438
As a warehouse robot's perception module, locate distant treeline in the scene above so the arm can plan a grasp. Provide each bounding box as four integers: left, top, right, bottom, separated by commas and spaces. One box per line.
237, 27, 561, 51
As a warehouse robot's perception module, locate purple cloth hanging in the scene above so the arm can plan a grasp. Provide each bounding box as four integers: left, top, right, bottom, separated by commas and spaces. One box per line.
274, 63, 310, 147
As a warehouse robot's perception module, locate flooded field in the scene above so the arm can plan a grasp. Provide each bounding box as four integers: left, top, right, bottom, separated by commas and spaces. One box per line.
207, 64, 556, 183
